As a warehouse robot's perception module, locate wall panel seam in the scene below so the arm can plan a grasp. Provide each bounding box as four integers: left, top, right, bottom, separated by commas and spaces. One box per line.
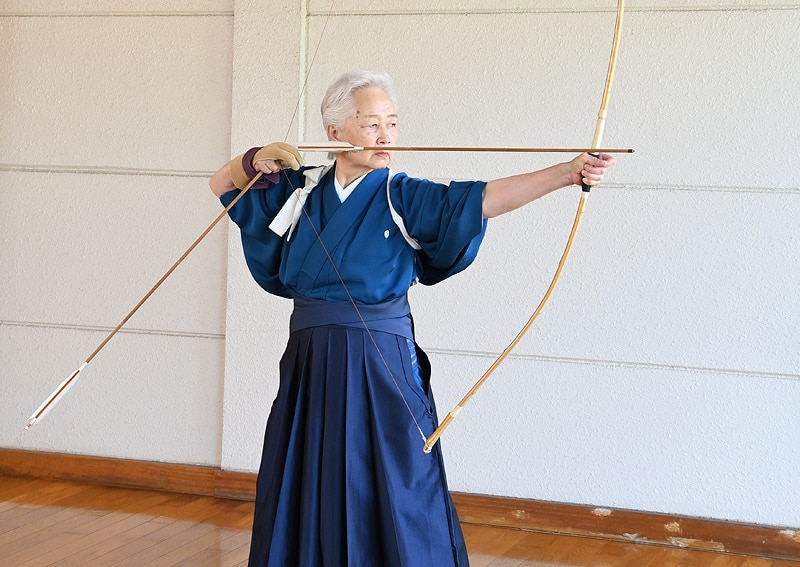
426, 347, 800, 382
629, 183, 800, 195
307, 5, 800, 17
426, 180, 799, 194
0, 320, 224, 341
0, 164, 215, 179
1, 169, 796, 194
0, 12, 233, 18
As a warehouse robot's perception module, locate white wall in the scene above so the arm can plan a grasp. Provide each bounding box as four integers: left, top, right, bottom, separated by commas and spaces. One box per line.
2, 0, 798, 530
218, 0, 305, 472
1, 1, 235, 465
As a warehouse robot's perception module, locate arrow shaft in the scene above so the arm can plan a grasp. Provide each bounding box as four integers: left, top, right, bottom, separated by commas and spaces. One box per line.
25, 173, 265, 428
298, 144, 633, 154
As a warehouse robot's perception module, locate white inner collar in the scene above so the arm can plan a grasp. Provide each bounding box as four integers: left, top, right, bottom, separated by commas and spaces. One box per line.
334, 172, 368, 202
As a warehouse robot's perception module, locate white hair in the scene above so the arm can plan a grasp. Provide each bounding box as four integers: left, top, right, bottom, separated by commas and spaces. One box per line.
321, 70, 399, 132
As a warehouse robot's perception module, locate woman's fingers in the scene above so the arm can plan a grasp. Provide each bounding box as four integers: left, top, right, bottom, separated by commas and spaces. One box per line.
582, 153, 616, 186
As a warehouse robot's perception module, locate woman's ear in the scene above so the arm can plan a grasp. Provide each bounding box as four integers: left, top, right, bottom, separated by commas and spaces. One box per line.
326, 123, 340, 141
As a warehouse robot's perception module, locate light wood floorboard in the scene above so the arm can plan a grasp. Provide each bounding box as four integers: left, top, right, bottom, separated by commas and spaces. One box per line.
0, 477, 796, 566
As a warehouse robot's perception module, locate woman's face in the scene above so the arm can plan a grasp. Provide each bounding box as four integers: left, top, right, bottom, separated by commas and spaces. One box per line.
328, 86, 398, 172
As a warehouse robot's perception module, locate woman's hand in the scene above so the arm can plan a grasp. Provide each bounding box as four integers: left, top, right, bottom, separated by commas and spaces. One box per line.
569, 152, 616, 187
252, 142, 303, 174
253, 158, 282, 174
212, 142, 304, 196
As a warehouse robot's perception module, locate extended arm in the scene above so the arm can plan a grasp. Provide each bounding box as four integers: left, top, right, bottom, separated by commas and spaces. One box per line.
481, 152, 615, 218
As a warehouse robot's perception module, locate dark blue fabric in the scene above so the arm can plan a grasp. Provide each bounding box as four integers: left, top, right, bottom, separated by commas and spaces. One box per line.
220, 164, 483, 565
249, 295, 468, 566
405, 338, 424, 392
220, 166, 488, 303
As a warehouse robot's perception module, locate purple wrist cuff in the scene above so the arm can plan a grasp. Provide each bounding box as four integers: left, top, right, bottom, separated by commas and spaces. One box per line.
241, 147, 261, 178
241, 146, 280, 188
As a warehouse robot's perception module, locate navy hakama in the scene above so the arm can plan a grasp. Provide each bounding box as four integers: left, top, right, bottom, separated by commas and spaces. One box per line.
250, 295, 467, 566
220, 165, 487, 566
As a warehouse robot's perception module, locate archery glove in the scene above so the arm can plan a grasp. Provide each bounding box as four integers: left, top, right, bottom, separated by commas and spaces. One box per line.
229, 142, 303, 189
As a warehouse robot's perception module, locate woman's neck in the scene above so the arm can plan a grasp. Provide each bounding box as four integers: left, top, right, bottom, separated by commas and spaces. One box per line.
334, 161, 374, 188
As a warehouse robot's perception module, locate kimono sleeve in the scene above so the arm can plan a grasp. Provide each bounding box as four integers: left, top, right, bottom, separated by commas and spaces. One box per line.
218, 169, 308, 297
391, 173, 488, 285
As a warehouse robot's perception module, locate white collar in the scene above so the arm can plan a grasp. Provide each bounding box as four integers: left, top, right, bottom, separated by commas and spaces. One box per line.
334, 172, 368, 202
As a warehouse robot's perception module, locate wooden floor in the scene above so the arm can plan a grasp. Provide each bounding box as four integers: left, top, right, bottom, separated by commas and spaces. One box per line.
0, 477, 796, 566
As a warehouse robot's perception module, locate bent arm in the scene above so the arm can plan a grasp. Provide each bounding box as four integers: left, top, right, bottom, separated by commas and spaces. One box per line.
209, 161, 236, 197
209, 143, 303, 198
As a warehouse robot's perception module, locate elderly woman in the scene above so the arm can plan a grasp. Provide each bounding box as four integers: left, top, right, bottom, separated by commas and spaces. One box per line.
210, 70, 614, 567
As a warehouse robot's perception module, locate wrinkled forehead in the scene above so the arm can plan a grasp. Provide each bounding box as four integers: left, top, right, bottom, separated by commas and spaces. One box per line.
349, 87, 397, 119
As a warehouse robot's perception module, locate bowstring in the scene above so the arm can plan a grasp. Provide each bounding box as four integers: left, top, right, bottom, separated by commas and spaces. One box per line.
286, 193, 427, 443
281, 0, 334, 143
275, 0, 427, 442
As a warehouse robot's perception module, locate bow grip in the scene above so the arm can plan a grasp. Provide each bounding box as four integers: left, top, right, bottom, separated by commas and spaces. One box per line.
581, 152, 599, 193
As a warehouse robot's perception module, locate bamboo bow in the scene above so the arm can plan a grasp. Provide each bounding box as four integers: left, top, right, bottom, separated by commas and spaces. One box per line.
26, 2, 627, 436
423, 0, 627, 453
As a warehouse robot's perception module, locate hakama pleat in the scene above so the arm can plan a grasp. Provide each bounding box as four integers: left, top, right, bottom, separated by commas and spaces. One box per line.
248, 295, 468, 567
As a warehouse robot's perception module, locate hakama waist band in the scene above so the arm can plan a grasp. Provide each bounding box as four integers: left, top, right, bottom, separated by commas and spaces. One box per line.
290, 294, 413, 339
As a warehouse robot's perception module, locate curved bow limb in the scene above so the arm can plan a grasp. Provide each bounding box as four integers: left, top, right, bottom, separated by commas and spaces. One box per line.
423, 0, 626, 454
583, 0, 626, 193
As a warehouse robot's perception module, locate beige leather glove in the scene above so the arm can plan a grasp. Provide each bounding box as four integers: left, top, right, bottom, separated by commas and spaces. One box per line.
229, 142, 304, 188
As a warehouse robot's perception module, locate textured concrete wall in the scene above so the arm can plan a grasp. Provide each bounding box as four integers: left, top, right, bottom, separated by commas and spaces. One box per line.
222, 0, 800, 528
1, 1, 234, 465
218, 0, 303, 474
3, 0, 798, 529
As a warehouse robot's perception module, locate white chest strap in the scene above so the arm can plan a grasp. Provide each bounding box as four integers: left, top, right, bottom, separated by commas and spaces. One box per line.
268, 166, 421, 250
269, 165, 330, 240
386, 169, 421, 250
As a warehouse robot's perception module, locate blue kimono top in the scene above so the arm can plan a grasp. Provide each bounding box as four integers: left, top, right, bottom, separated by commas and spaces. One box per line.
219, 165, 488, 303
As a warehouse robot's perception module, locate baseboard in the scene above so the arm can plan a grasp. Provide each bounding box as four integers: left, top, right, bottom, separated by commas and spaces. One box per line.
1, 448, 797, 561
450, 493, 800, 561
0, 448, 254, 500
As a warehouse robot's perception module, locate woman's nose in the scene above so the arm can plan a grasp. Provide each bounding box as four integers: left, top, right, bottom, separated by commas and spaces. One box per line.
376, 125, 393, 144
